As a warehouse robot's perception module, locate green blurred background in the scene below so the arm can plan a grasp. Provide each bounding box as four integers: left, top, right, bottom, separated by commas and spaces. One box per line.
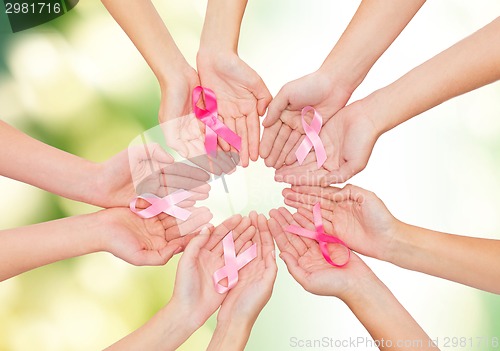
0, 0, 499, 350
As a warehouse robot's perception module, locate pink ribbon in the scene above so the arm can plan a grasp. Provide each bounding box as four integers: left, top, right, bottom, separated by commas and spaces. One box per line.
129, 189, 192, 221
192, 86, 242, 156
286, 203, 350, 267
213, 231, 257, 294
295, 106, 327, 168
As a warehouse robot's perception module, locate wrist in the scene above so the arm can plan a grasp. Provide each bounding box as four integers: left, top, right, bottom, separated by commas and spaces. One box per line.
160, 299, 201, 336
208, 318, 253, 351
158, 64, 198, 93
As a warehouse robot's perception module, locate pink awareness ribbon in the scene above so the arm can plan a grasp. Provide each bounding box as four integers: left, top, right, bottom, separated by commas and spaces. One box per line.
286, 203, 350, 267
295, 106, 327, 168
129, 189, 193, 221
213, 231, 257, 294
192, 86, 242, 156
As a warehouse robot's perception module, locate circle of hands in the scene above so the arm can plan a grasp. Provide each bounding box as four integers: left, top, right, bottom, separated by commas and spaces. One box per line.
96, 54, 397, 334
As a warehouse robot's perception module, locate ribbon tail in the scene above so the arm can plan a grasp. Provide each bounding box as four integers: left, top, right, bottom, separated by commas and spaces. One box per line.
205, 126, 218, 157
295, 138, 313, 165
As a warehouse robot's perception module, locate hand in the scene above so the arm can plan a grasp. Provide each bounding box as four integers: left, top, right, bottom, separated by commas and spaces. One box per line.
216, 212, 277, 324
158, 67, 238, 175
269, 207, 374, 300
98, 206, 213, 266
197, 52, 272, 167
282, 184, 399, 262
169, 215, 257, 328
90, 143, 173, 208
274, 100, 380, 186
260, 70, 352, 169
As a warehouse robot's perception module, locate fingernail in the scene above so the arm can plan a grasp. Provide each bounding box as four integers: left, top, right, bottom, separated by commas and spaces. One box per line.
275, 174, 283, 182
173, 246, 183, 255
200, 226, 210, 235
272, 250, 276, 259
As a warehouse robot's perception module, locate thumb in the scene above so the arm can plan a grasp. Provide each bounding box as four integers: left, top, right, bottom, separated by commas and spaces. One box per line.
279, 251, 308, 287
262, 87, 289, 127
322, 160, 364, 186
182, 226, 211, 258
263, 250, 278, 282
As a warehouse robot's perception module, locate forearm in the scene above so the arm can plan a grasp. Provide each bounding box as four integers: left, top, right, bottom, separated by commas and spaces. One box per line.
367, 17, 500, 134
344, 273, 435, 350
320, 0, 425, 92
101, 0, 191, 87
198, 0, 247, 55
390, 222, 500, 294
0, 212, 103, 281
106, 300, 199, 351
207, 318, 254, 351
0, 121, 100, 205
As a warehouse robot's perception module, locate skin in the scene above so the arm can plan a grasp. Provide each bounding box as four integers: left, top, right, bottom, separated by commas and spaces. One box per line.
260, 0, 426, 169
276, 16, 500, 185
197, 0, 272, 167
0, 121, 212, 208
283, 184, 500, 294
0, 206, 213, 281
107, 213, 277, 351
269, 206, 435, 350
102, 0, 238, 175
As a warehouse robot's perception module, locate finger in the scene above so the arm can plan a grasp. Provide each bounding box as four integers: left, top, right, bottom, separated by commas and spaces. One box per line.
269, 209, 306, 257
277, 207, 309, 255
279, 251, 309, 288
252, 77, 272, 117
260, 120, 282, 160
129, 247, 176, 266
236, 116, 249, 167
267, 216, 299, 259
274, 129, 301, 170
182, 226, 211, 258
213, 149, 238, 175
282, 187, 332, 208
284, 132, 304, 165
161, 162, 210, 181
258, 214, 275, 259
205, 214, 243, 251
221, 114, 236, 152
234, 225, 257, 256
275, 163, 329, 186
247, 111, 260, 162
212, 215, 252, 256
322, 160, 365, 186
265, 124, 293, 168
262, 87, 289, 127
176, 207, 214, 237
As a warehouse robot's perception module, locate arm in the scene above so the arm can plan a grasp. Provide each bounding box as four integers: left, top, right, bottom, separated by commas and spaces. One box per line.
0, 212, 101, 281
391, 223, 500, 295
269, 207, 434, 350
0, 206, 211, 281
101, 0, 196, 101
197, 0, 272, 167
367, 16, 500, 135
0, 120, 101, 206
0, 121, 184, 207
283, 184, 500, 294
260, 0, 425, 169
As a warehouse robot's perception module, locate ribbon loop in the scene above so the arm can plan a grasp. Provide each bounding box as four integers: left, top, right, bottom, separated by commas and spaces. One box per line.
192, 86, 242, 156
129, 189, 193, 221
295, 106, 327, 168
213, 231, 257, 294
286, 203, 350, 267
